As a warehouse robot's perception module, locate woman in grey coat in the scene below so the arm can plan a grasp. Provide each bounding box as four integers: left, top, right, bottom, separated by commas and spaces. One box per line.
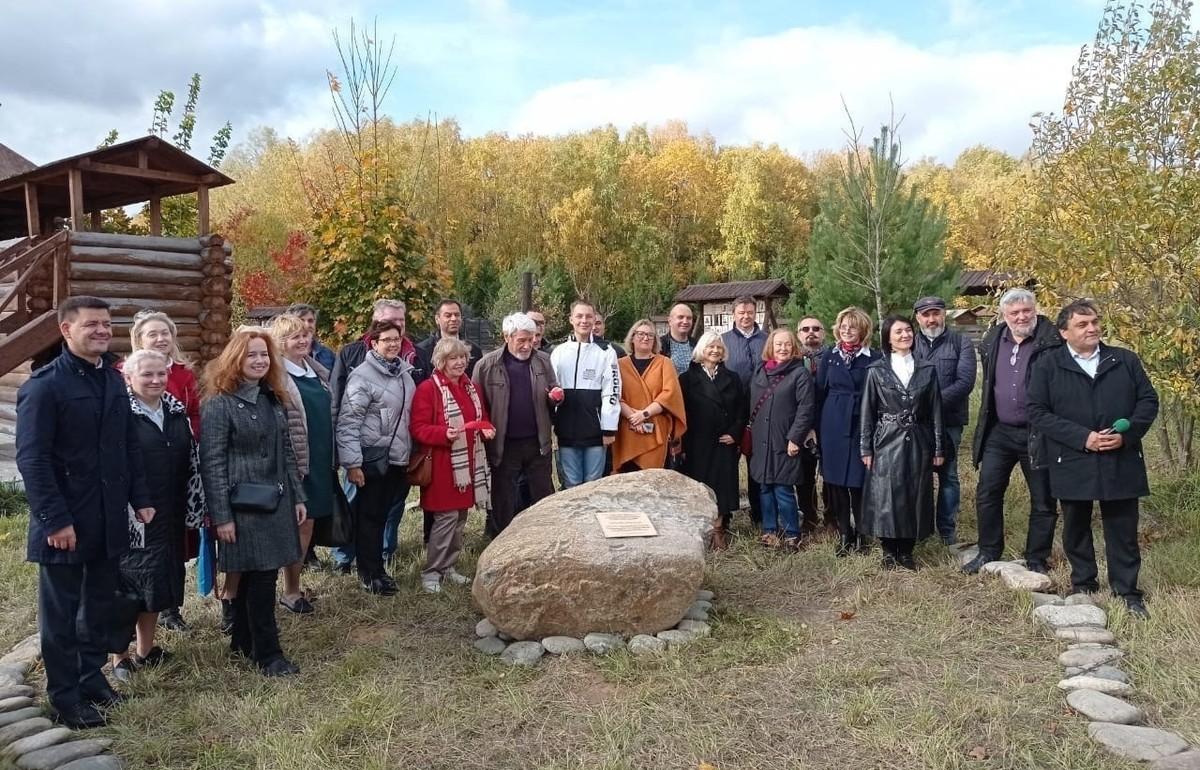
201, 327, 307, 677
335, 320, 415, 596
747, 328, 816, 551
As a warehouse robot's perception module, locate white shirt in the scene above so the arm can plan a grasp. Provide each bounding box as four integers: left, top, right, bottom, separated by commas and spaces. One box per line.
890, 352, 915, 387
284, 357, 317, 378
133, 398, 165, 430
1067, 343, 1101, 379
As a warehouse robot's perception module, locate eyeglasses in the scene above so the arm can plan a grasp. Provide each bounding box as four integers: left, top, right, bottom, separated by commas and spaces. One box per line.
799, 326, 823, 332
376, 336, 403, 344
632, 332, 655, 339
1010, 342, 1021, 367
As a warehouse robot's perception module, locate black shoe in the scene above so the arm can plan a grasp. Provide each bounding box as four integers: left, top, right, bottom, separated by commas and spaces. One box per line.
335, 562, 353, 575
961, 553, 998, 575
83, 683, 124, 710
363, 577, 398, 596
1026, 561, 1049, 575
836, 533, 856, 558
279, 595, 315, 614
157, 607, 189, 632
52, 702, 107, 729
111, 658, 136, 683
881, 554, 901, 570
220, 599, 235, 635
898, 553, 918, 572
134, 646, 172, 667
260, 657, 300, 677
1124, 596, 1150, 619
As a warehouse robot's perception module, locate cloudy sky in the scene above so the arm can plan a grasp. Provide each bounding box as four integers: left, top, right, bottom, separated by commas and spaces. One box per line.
0, 0, 1114, 166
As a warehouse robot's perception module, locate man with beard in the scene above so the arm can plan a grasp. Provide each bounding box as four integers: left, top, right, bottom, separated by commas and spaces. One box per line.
660, 303, 697, 375
18, 296, 154, 728
963, 289, 1061, 575
474, 313, 561, 536
417, 299, 483, 376
912, 296, 977, 543
795, 315, 832, 533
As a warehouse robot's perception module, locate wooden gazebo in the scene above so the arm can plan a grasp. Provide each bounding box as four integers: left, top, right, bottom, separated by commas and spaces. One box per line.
0, 136, 236, 441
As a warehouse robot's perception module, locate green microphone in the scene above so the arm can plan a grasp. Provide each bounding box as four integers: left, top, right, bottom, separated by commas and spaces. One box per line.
1111, 418, 1131, 434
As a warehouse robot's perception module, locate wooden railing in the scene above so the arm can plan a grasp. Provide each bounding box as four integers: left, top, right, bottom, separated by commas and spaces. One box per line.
0, 232, 71, 375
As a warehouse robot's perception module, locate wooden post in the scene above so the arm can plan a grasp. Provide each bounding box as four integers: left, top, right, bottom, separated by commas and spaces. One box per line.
520, 271, 533, 312
68, 168, 85, 231
90, 211, 102, 232
196, 185, 210, 235
24, 183, 39, 237
149, 194, 162, 237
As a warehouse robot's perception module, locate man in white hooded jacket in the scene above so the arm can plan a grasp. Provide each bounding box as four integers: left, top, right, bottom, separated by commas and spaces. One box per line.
550, 300, 621, 487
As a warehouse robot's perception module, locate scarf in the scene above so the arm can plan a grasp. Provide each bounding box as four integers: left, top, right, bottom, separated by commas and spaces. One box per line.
125, 389, 208, 550
369, 349, 407, 376
435, 371, 491, 509
838, 340, 862, 365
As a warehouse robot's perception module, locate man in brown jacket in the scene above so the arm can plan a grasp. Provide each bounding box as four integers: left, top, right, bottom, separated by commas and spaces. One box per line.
475, 312, 561, 537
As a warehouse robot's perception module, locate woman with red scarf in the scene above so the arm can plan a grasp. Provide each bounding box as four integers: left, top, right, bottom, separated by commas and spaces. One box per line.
410, 338, 495, 594
814, 307, 882, 556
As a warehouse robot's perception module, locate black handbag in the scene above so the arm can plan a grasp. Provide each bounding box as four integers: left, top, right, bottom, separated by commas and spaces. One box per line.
312, 471, 353, 547
229, 481, 284, 513
362, 381, 407, 480
102, 588, 143, 654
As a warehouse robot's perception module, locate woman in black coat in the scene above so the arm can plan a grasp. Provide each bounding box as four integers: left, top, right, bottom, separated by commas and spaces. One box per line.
111, 350, 204, 681
747, 328, 816, 551
860, 315, 943, 570
679, 332, 746, 550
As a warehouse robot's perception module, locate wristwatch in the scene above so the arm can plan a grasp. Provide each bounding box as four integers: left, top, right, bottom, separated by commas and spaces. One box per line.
642, 410, 651, 419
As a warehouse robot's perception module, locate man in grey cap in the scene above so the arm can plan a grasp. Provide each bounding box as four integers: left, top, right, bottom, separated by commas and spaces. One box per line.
911, 295, 976, 544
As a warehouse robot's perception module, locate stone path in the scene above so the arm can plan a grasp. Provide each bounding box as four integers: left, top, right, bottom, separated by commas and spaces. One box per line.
952, 544, 1199, 767
472, 589, 717, 666
0, 633, 125, 769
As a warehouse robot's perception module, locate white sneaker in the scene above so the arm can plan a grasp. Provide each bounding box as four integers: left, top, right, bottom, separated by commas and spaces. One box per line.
421, 576, 442, 593
444, 568, 472, 586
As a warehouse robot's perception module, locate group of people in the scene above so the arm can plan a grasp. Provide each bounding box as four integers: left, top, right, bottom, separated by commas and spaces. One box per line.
16, 287, 1159, 731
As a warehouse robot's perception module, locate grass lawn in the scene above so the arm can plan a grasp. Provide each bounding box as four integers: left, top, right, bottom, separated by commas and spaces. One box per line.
0, 454, 1197, 769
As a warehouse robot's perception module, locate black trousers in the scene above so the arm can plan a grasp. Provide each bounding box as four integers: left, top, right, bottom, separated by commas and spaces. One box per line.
229, 569, 283, 666
488, 437, 554, 538
742, 455, 761, 525
826, 483, 863, 541
974, 423, 1057, 563
355, 466, 409, 581
880, 537, 915, 558
38, 558, 118, 710
1061, 498, 1142, 599
795, 450, 834, 531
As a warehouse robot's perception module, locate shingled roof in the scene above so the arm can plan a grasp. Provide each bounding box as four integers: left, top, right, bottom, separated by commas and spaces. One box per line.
0, 143, 36, 181
674, 279, 790, 303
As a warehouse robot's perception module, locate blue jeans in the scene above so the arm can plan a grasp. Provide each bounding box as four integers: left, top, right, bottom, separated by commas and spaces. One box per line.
331, 487, 407, 567
936, 425, 964, 542
558, 445, 606, 488
760, 483, 801, 538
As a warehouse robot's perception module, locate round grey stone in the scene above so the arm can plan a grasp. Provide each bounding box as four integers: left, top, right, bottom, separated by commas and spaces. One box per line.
676, 620, 711, 637
683, 605, 709, 621
6, 726, 74, 756
694, 590, 715, 602
583, 633, 625, 655
1058, 646, 1124, 669
1150, 750, 1200, 770
1034, 604, 1108, 629
627, 634, 666, 655
954, 544, 980, 567
1058, 675, 1133, 695
1066, 642, 1108, 650
1055, 626, 1116, 644
0, 717, 53, 746
15, 738, 111, 770
541, 636, 586, 655
1065, 665, 1129, 683
474, 619, 498, 638
473, 636, 507, 656
500, 641, 544, 667
1087, 723, 1189, 762
1066, 689, 1143, 725
57, 757, 127, 770
0, 708, 43, 729
1064, 592, 1102, 607
0, 696, 34, 713
656, 629, 695, 647
0, 634, 41, 669
981, 560, 1024, 575
0, 662, 30, 681
1031, 592, 1063, 607
691, 599, 713, 612
497, 631, 515, 642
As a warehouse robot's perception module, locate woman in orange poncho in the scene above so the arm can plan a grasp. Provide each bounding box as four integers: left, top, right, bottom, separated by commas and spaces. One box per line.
612, 319, 687, 472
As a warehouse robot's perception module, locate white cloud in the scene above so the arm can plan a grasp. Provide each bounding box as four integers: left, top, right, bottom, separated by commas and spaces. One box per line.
508, 24, 1080, 162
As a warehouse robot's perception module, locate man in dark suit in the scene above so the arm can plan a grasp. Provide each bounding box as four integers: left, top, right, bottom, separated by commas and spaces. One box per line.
17, 296, 153, 728
416, 299, 483, 376
1027, 299, 1159, 617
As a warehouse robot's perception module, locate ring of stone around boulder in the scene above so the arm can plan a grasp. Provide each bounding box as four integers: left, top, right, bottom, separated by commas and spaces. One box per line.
1086, 723, 1189, 762
583, 634, 625, 655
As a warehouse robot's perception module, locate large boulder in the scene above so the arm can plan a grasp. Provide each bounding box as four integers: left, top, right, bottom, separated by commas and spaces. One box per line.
472, 469, 715, 639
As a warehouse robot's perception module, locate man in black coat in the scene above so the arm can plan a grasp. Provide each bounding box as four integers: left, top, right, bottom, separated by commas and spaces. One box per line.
964, 289, 1062, 574
912, 295, 977, 544
415, 298, 483, 376
17, 296, 154, 728
1027, 299, 1158, 617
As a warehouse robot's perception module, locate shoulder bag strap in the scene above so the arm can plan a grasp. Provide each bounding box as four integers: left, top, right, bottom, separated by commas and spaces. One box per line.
748, 374, 787, 424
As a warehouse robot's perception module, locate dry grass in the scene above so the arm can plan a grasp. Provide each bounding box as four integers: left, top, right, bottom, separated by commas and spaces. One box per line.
0, 422, 1196, 769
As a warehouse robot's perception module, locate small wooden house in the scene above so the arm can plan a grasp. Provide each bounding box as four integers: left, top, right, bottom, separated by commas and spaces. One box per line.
674, 279, 790, 335
947, 305, 996, 343
958, 269, 1035, 297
